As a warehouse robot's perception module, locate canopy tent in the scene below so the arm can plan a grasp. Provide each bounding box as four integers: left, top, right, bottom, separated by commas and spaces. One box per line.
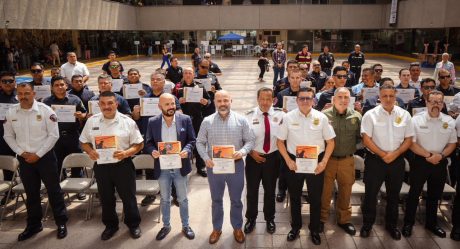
217, 33, 245, 41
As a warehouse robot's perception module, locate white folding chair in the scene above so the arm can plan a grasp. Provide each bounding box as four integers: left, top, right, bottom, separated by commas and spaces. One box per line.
132, 154, 161, 223
59, 153, 94, 215
11, 180, 46, 219
0, 155, 19, 224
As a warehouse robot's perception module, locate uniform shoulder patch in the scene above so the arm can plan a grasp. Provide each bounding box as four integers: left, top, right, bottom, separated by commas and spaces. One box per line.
50, 114, 57, 122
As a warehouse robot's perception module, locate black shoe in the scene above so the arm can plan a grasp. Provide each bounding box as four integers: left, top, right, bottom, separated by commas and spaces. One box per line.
385, 226, 401, 240
0, 193, 15, 206
171, 198, 179, 207
101, 226, 119, 241
197, 169, 207, 177
266, 220, 276, 234
426, 225, 446, 238
244, 219, 256, 234
451, 226, 460, 241
276, 192, 286, 203
77, 193, 86, 200
360, 225, 372, 238
287, 229, 300, 241
311, 231, 321, 245
319, 222, 324, 233
401, 224, 412, 237
156, 226, 171, 241
182, 226, 195, 240
129, 226, 142, 239
57, 225, 67, 239
18, 226, 43, 241
338, 223, 356, 236
141, 195, 156, 206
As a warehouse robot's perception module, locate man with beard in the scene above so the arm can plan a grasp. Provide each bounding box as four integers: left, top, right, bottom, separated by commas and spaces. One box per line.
401, 90, 456, 239
407, 78, 447, 116
79, 91, 144, 241
144, 93, 196, 241
177, 67, 211, 177
3, 82, 68, 241
196, 90, 255, 244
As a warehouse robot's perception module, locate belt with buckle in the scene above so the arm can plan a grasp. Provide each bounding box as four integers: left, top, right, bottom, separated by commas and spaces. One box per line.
331, 154, 353, 160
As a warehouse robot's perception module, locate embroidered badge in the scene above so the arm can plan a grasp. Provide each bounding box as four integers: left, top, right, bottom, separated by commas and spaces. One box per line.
313, 118, 320, 126
395, 116, 402, 125
37, 115, 42, 121
443, 122, 448, 129
351, 118, 356, 125
273, 117, 278, 123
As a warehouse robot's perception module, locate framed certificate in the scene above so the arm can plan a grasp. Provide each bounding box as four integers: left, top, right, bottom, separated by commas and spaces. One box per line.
34, 85, 51, 100
140, 98, 161, 116
51, 105, 76, 123
212, 145, 235, 174
184, 87, 203, 103
194, 78, 212, 92
158, 141, 182, 170
362, 87, 379, 102
123, 83, 143, 99
112, 79, 124, 92
396, 89, 415, 104
94, 135, 119, 165
0, 103, 14, 120
88, 100, 101, 114
295, 145, 319, 174
283, 96, 297, 112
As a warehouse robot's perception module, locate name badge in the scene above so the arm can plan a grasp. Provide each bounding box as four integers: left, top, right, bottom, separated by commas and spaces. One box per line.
419, 125, 428, 129
92, 127, 100, 130
252, 119, 259, 125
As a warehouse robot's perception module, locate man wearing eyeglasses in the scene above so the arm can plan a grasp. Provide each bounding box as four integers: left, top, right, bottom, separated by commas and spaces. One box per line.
195, 59, 222, 117
372, 64, 383, 85
204, 53, 222, 76
277, 87, 335, 245
102, 51, 124, 77
29, 62, 51, 86
407, 78, 447, 116
360, 83, 414, 240
436, 69, 459, 96
0, 71, 18, 206
401, 90, 456, 239
342, 61, 356, 87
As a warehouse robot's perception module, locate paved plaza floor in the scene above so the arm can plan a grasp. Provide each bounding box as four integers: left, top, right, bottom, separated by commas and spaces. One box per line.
1, 56, 460, 249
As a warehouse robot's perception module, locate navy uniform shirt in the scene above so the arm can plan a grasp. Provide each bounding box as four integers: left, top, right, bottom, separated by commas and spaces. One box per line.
274, 77, 290, 96
195, 72, 222, 117
318, 52, 335, 70
68, 87, 95, 111
209, 62, 222, 74
0, 90, 18, 155
166, 66, 183, 84
177, 81, 210, 129
347, 51, 365, 70
308, 71, 328, 90
90, 92, 132, 116
275, 87, 298, 108
396, 83, 420, 101
43, 94, 87, 134
406, 96, 448, 116
436, 85, 460, 96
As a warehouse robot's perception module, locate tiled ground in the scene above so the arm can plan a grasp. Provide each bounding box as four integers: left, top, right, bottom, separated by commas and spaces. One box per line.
1, 55, 459, 249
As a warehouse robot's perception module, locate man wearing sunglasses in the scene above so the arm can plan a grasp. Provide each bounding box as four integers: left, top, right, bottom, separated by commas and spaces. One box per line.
372, 64, 383, 85
204, 53, 222, 76
407, 78, 447, 117
277, 87, 335, 245
0, 71, 18, 206
102, 51, 124, 77
308, 60, 328, 91
195, 59, 222, 117
436, 69, 459, 96
402, 90, 456, 239
29, 62, 51, 86
317, 66, 359, 112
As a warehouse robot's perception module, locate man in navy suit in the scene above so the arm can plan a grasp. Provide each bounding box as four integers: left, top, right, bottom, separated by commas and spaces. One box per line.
144, 93, 196, 241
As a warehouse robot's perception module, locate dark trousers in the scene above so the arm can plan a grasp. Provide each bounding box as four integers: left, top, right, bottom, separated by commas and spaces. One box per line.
286, 153, 324, 232
94, 158, 141, 229
350, 67, 361, 85
54, 134, 83, 179
362, 153, 405, 228
452, 156, 460, 227
404, 155, 447, 227
258, 64, 266, 79
18, 151, 68, 228
245, 151, 280, 221
273, 66, 285, 85
277, 159, 288, 193
3, 169, 14, 181
192, 119, 205, 171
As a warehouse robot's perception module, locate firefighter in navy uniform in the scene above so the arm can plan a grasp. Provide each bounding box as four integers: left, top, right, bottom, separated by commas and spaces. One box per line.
347, 45, 365, 85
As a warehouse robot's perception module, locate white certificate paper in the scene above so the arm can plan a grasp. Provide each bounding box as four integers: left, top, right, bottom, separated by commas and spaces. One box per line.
396, 89, 416, 104
362, 87, 379, 101
212, 145, 235, 174
0, 103, 14, 120
51, 105, 76, 123
295, 145, 319, 174
194, 78, 212, 91
112, 79, 124, 92
34, 85, 51, 100
283, 96, 297, 111
123, 83, 143, 99
88, 100, 101, 114
300, 81, 312, 88
412, 107, 427, 116
444, 96, 454, 111
184, 87, 203, 103
140, 98, 161, 116
159, 141, 182, 169
94, 135, 119, 165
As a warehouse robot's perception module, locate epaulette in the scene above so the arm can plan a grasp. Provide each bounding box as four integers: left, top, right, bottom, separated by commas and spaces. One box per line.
273, 107, 283, 112
245, 109, 254, 115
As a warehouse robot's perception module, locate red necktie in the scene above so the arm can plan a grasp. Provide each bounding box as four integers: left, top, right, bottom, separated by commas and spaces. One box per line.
263, 112, 270, 153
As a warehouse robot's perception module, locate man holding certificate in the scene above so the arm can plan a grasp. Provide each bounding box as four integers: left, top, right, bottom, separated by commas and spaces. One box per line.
177, 67, 211, 177
90, 74, 131, 117
195, 59, 222, 117
43, 76, 87, 198
123, 68, 152, 111
276, 87, 335, 245
144, 93, 196, 241
274, 68, 302, 112
396, 68, 420, 106
407, 78, 447, 117
80, 91, 144, 241
360, 83, 414, 240
196, 90, 255, 244
320, 87, 362, 235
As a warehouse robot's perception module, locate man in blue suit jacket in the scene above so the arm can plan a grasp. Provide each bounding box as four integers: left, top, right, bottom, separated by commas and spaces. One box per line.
144, 93, 196, 241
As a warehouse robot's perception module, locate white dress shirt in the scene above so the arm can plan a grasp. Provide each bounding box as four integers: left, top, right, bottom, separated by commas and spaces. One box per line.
246, 107, 285, 154
60, 61, 90, 81
412, 111, 456, 153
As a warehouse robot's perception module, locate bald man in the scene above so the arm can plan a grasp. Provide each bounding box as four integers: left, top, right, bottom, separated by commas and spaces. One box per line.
144, 93, 197, 241
196, 90, 255, 244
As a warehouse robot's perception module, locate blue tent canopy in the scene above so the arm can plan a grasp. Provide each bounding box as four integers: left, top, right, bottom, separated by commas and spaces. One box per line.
217, 33, 245, 41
